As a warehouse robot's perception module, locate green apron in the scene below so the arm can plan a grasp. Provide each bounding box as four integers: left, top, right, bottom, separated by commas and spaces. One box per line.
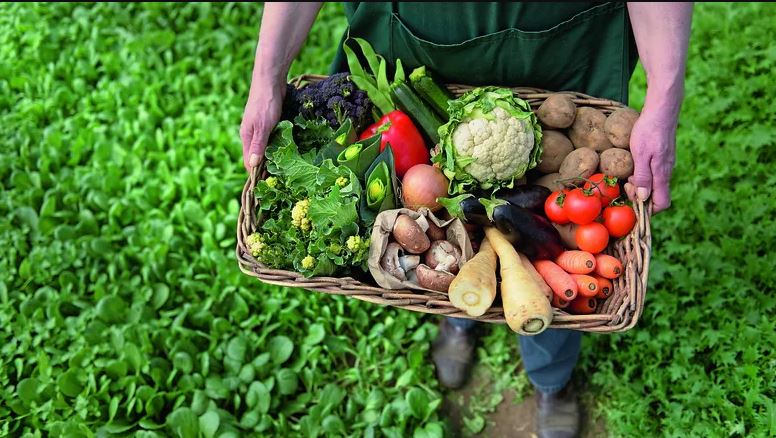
330, 1, 638, 103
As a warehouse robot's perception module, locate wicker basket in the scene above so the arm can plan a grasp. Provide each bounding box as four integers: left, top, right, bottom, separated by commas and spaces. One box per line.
237, 74, 652, 333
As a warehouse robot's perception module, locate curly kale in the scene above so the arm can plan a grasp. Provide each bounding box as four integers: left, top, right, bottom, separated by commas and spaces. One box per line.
294, 73, 373, 132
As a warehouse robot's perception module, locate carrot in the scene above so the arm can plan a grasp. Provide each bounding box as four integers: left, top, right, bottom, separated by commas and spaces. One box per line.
533, 260, 578, 302
555, 250, 596, 274
551, 295, 569, 309
594, 254, 623, 279
448, 238, 498, 317
568, 296, 598, 314
484, 227, 553, 335
571, 274, 599, 298
519, 252, 552, 301
593, 274, 613, 299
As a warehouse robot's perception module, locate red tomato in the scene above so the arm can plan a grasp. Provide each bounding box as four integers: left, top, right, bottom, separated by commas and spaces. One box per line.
544, 190, 569, 224
564, 188, 602, 225
575, 222, 609, 253
584, 173, 621, 208
603, 205, 637, 238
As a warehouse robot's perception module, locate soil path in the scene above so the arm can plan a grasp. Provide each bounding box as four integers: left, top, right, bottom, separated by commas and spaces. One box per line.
440, 363, 608, 438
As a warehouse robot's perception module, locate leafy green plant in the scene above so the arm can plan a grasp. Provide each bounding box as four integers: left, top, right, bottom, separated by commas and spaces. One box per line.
0, 2, 774, 438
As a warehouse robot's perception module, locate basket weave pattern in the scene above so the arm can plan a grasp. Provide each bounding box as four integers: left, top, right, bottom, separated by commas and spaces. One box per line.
237, 74, 652, 333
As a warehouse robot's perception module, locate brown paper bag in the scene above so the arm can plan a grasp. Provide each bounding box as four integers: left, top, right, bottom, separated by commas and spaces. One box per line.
367, 207, 474, 292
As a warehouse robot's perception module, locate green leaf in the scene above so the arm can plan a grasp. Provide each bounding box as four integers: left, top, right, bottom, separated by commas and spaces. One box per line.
463, 414, 486, 434
96, 295, 127, 324
57, 368, 85, 398
322, 415, 345, 435
268, 336, 294, 365
413, 423, 445, 438
276, 369, 298, 395
199, 411, 220, 438
343, 38, 375, 88
246, 381, 270, 414
304, 324, 326, 346
406, 388, 429, 420
226, 336, 247, 364
17, 378, 39, 404
166, 407, 200, 438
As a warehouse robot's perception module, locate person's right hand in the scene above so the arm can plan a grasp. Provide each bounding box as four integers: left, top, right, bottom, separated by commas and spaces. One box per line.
240, 76, 285, 171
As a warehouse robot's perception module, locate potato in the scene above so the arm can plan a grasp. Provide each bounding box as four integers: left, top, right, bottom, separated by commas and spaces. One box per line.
553, 223, 579, 250
537, 130, 574, 173
568, 107, 613, 152
532, 172, 566, 192
559, 147, 599, 182
605, 107, 640, 149
599, 148, 634, 179
536, 94, 576, 129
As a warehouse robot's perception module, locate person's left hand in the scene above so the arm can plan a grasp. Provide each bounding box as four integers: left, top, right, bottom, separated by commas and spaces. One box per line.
624, 107, 678, 213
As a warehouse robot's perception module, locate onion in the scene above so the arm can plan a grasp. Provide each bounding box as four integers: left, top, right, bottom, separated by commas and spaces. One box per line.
401, 164, 449, 212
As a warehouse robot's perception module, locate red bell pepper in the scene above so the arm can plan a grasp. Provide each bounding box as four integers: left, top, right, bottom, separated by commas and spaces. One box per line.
360, 110, 429, 178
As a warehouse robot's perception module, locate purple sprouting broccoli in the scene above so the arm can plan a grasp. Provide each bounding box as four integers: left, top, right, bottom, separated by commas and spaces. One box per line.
295, 73, 373, 132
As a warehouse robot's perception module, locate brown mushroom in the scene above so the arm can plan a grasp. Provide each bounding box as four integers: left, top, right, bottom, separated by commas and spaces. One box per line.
392, 214, 431, 254
424, 240, 462, 274
416, 264, 456, 293
380, 243, 407, 281
426, 220, 446, 241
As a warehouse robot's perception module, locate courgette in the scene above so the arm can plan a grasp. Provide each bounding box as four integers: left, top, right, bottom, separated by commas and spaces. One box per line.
391, 81, 444, 144
409, 65, 454, 118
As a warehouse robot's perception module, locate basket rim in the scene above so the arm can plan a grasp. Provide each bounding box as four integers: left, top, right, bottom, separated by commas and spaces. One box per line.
236, 75, 652, 333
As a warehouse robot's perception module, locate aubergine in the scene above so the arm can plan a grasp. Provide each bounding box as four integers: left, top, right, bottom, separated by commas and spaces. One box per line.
479, 198, 564, 260
437, 194, 491, 226
493, 184, 552, 213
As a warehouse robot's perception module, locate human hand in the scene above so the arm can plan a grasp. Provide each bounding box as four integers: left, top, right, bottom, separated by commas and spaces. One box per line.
240, 76, 285, 171
624, 107, 678, 213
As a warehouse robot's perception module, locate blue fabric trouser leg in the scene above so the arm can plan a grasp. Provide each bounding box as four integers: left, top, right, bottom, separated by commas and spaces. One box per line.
519, 328, 582, 394
444, 318, 582, 394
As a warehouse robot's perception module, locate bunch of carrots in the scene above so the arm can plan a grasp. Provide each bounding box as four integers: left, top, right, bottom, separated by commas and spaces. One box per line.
532, 250, 622, 314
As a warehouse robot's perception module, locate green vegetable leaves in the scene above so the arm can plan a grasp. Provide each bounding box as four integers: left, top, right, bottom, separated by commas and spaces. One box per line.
343, 37, 404, 117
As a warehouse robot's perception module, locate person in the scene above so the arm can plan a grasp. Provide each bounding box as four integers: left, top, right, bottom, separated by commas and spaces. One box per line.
240, 3, 693, 437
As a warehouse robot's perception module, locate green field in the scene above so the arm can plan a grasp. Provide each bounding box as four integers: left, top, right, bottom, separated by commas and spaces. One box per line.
1, 2, 774, 437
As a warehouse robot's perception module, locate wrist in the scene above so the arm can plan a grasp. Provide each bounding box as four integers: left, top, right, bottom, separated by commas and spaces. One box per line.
642, 78, 685, 123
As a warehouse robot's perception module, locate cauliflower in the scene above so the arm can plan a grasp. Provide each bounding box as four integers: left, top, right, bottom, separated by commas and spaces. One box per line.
346, 235, 365, 252
335, 176, 349, 188
265, 176, 279, 189
246, 233, 266, 258
435, 87, 543, 195
301, 255, 315, 270
291, 199, 311, 232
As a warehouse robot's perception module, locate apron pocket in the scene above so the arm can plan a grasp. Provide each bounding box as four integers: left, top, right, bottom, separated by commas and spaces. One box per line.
390, 2, 625, 90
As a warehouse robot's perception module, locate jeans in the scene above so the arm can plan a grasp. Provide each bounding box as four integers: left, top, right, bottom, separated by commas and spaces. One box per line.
447, 317, 582, 394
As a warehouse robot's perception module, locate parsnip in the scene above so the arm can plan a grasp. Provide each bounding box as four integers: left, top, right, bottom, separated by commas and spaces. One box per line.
518, 252, 552, 301
484, 227, 553, 335
448, 238, 498, 317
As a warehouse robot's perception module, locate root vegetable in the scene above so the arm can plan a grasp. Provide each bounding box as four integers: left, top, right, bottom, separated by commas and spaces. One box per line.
568, 296, 598, 314
533, 172, 566, 192
552, 223, 579, 250
559, 147, 599, 182
425, 240, 462, 274
416, 264, 455, 292
572, 274, 599, 298
537, 130, 574, 174
448, 238, 498, 317
484, 227, 553, 335
533, 260, 578, 302
594, 254, 623, 279
552, 295, 570, 309
536, 94, 577, 129
392, 214, 431, 254
568, 107, 613, 152
605, 107, 639, 149
519, 252, 552, 300
401, 164, 449, 212
555, 250, 596, 274
593, 274, 613, 299
599, 148, 634, 179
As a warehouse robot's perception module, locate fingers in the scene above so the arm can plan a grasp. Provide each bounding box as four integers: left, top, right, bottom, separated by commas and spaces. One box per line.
650, 158, 674, 212
628, 153, 653, 203
247, 122, 270, 169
